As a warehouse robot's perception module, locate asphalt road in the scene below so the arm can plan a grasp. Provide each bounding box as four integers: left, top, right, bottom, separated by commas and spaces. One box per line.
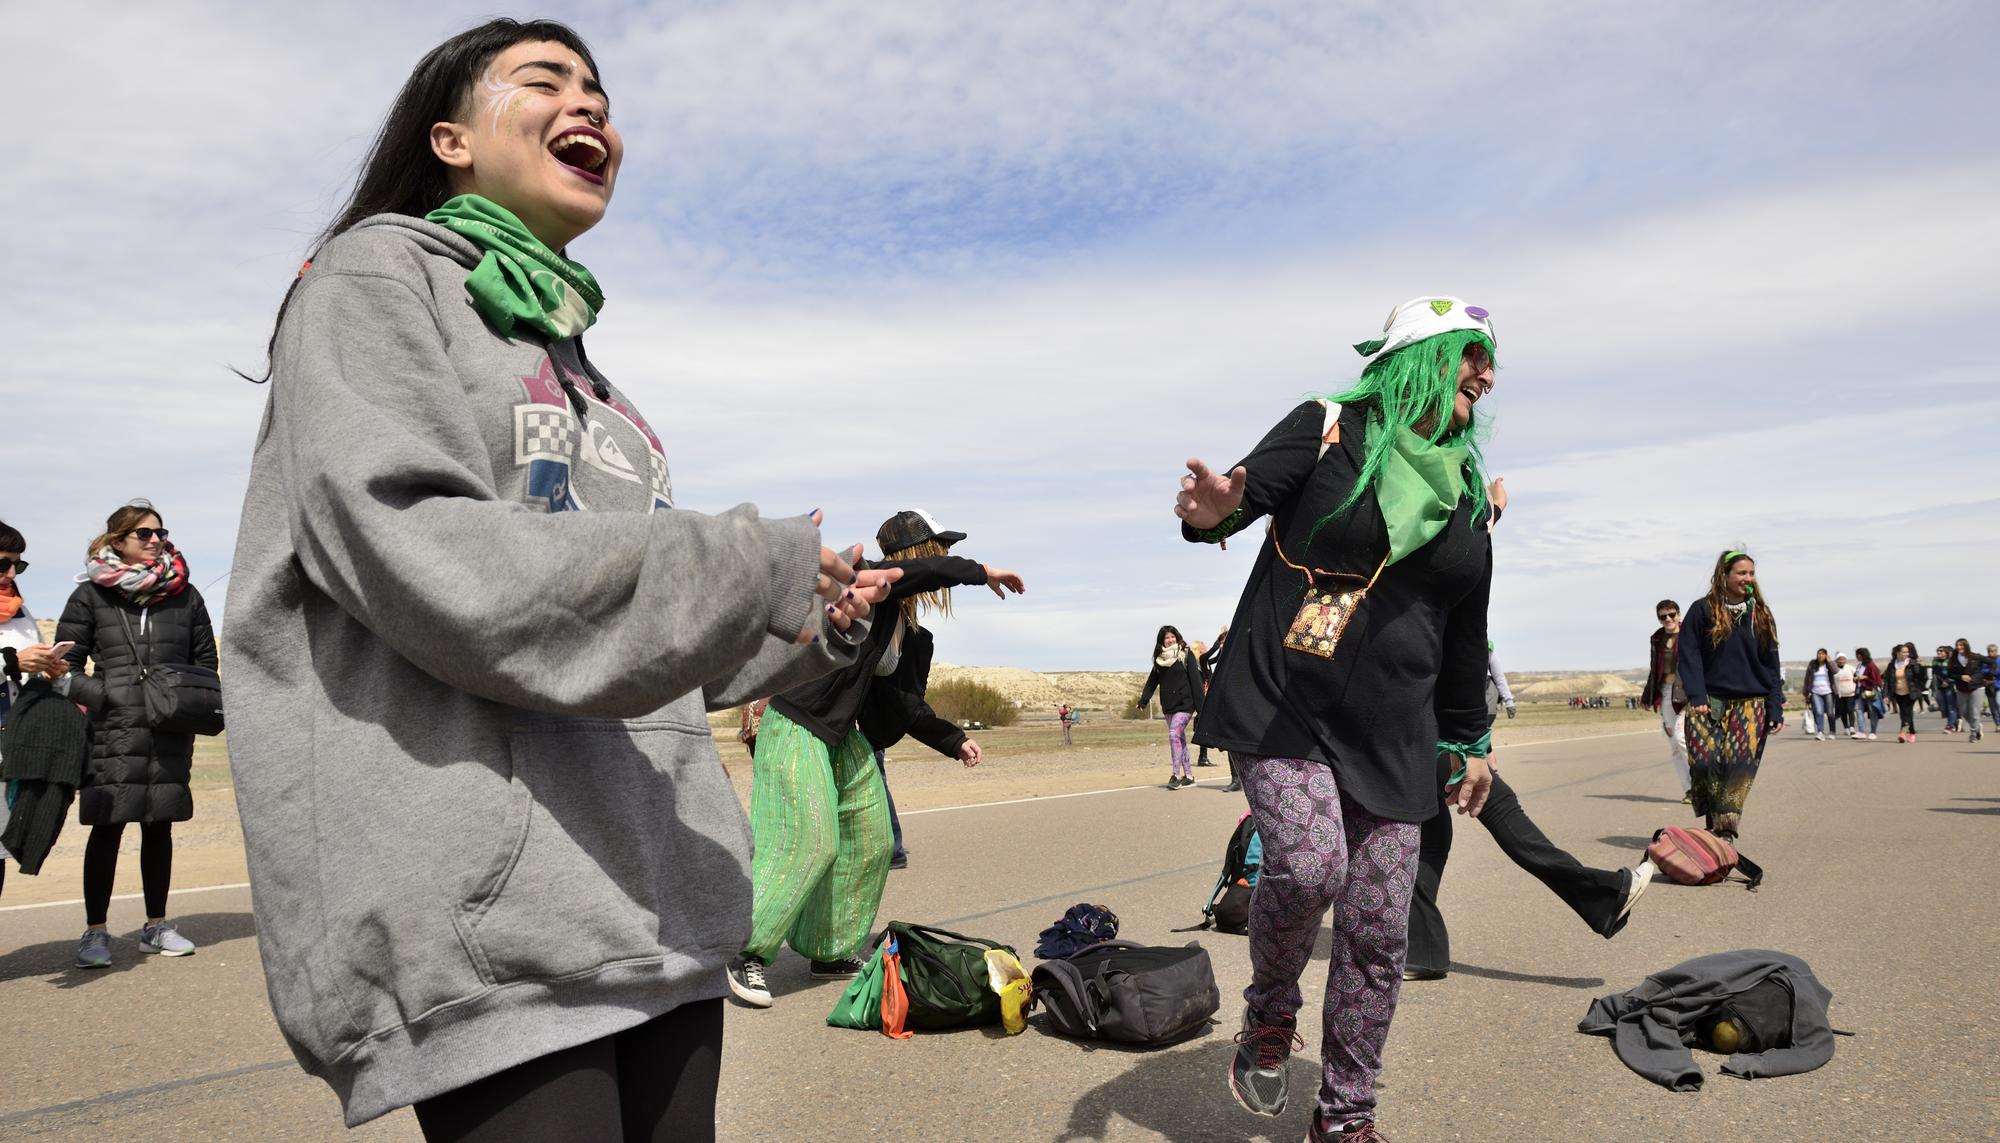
1, 712, 1995, 1141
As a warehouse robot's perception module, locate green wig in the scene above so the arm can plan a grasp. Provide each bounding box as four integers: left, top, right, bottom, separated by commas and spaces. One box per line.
1322, 327, 1495, 525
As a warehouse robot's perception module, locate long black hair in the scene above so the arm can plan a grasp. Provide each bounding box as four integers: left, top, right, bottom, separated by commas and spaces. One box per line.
1152, 625, 1187, 660
241, 19, 601, 380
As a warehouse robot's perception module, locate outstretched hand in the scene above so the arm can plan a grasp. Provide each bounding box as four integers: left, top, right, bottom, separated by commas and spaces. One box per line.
984, 566, 1026, 598
1174, 458, 1247, 530
805, 511, 901, 643
958, 739, 983, 767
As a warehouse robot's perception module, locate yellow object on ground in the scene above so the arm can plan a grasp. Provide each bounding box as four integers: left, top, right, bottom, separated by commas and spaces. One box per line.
986, 949, 1032, 1035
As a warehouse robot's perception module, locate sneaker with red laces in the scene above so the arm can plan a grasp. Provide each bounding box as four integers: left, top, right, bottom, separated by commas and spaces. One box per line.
1229, 1006, 1303, 1116
1308, 1113, 1390, 1141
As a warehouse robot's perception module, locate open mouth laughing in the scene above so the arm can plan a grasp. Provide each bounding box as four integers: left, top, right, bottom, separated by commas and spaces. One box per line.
548, 125, 609, 184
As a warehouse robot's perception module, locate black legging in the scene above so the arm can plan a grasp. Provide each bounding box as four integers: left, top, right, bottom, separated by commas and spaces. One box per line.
1894, 693, 1916, 734
1407, 754, 1627, 974
83, 821, 173, 925
414, 998, 724, 1142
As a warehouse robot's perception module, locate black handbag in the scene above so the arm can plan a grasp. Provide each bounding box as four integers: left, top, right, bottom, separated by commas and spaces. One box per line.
115, 608, 224, 736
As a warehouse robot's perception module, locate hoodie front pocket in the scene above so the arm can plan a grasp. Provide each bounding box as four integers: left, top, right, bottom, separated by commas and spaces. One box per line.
465, 718, 752, 984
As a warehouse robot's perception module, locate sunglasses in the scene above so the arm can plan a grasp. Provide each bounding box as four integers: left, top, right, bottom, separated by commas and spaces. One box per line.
0, 558, 26, 574
1657, 612, 1679, 621
126, 528, 170, 542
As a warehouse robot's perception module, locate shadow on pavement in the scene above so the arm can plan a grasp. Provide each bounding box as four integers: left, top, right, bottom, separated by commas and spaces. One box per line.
1930, 806, 2000, 816
0, 911, 256, 986
1440, 961, 1604, 990
1596, 835, 1655, 850
1048, 1028, 1312, 1143
1584, 793, 1683, 804
1950, 797, 2000, 803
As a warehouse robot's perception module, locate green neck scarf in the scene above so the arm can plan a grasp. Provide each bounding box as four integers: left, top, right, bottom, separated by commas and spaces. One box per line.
425, 194, 603, 340
1376, 426, 1472, 565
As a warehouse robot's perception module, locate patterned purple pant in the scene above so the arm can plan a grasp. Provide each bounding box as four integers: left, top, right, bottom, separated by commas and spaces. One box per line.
1236, 754, 1421, 1124
1167, 711, 1194, 778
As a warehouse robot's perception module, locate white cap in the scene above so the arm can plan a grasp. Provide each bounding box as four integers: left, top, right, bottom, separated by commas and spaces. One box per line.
1353, 296, 1496, 362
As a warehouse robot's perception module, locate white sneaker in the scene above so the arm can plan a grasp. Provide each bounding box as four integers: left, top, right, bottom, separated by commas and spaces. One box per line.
138, 920, 195, 957
1604, 861, 1654, 936
1868, 733, 1877, 740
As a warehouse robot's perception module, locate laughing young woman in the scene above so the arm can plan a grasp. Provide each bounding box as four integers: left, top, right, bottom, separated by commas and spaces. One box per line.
1175, 297, 1500, 1142
226, 20, 896, 1139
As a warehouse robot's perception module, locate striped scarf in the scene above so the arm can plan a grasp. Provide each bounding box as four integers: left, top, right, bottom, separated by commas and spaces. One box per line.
83, 543, 190, 607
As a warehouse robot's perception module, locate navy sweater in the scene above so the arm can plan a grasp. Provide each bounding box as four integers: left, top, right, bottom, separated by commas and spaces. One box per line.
1675, 597, 1784, 712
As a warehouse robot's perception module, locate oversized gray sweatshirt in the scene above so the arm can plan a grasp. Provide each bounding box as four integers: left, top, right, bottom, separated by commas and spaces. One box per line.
1577, 949, 1838, 1090
225, 214, 856, 1125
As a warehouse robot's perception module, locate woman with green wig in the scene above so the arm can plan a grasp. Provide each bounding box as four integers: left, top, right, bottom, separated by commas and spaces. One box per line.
1173, 297, 1500, 1142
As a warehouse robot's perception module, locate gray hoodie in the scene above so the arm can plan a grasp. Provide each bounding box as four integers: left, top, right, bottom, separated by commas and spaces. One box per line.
226, 215, 853, 1125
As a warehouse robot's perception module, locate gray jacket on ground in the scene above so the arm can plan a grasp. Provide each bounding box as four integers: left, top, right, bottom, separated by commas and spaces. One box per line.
1577, 949, 1837, 1090
226, 214, 856, 1125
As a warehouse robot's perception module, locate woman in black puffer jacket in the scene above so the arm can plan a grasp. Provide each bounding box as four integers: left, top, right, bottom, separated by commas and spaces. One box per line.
57, 501, 217, 967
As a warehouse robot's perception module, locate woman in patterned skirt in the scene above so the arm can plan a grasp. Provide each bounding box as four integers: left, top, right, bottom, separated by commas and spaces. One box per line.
1676, 550, 1786, 840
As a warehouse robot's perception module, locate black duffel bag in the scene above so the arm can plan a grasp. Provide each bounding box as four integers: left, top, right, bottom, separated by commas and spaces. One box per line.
1031, 940, 1220, 1046
115, 610, 224, 736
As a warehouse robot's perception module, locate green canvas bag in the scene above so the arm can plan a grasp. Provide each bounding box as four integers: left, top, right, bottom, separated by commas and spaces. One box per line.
885, 921, 1017, 1030
826, 944, 889, 1030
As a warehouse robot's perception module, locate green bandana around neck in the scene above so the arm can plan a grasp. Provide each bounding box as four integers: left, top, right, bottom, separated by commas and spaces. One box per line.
425, 194, 603, 340
1376, 426, 1471, 565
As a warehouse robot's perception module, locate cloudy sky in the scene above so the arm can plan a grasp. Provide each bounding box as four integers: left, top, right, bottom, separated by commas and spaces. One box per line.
6, 1, 1995, 672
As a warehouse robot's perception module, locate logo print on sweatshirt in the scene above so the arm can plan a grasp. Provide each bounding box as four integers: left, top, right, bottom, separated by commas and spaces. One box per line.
511, 357, 671, 513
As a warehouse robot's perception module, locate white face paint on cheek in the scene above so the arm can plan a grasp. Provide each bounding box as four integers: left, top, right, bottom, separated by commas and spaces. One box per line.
478, 70, 525, 134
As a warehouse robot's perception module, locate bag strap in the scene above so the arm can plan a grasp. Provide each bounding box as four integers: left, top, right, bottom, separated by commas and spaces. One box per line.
1732, 852, 1764, 891
112, 606, 152, 679
894, 922, 1002, 950
1315, 399, 1343, 461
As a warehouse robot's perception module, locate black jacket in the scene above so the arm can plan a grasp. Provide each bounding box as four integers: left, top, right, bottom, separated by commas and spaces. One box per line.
1945, 651, 1991, 694
773, 556, 988, 748
1184, 400, 1491, 823
56, 582, 217, 825
1641, 627, 1684, 709
1138, 651, 1204, 716
857, 624, 967, 759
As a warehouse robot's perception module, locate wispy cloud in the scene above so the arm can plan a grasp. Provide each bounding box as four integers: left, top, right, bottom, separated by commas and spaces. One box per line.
4, 1, 1994, 674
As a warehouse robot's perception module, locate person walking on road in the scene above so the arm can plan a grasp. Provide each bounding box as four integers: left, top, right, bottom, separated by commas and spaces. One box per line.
1801, 648, 1836, 741
1886, 644, 1926, 742
223, 20, 901, 1137
1946, 638, 1988, 742
1138, 625, 1205, 789
1832, 654, 1856, 735
1676, 550, 1785, 840
1175, 295, 1500, 1142
1849, 648, 1883, 740
1932, 644, 1959, 732
56, 501, 218, 968
1641, 600, 1693, 794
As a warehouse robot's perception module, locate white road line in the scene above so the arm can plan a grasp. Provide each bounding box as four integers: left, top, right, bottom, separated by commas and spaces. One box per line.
903, 728, 1657, 817
0, 729, 1660, 909
0, 881, 251, 913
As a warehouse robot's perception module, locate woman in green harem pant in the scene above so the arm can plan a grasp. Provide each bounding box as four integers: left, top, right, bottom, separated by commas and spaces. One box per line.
727, 536, 1024, 1008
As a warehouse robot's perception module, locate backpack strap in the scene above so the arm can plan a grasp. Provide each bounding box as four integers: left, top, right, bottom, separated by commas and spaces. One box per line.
1315, 400, 1344, 461
1732, 852, 1764, 891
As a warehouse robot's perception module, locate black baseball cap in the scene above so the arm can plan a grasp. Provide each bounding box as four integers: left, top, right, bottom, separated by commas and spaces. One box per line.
877, 509, 966, 554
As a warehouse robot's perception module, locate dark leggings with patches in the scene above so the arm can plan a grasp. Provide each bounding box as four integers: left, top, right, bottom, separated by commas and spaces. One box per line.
414, 998, 724, 1142
1236, 754, 1421, 1126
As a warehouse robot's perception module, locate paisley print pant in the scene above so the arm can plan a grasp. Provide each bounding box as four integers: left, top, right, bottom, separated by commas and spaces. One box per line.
1235, 754, 1421, 1124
